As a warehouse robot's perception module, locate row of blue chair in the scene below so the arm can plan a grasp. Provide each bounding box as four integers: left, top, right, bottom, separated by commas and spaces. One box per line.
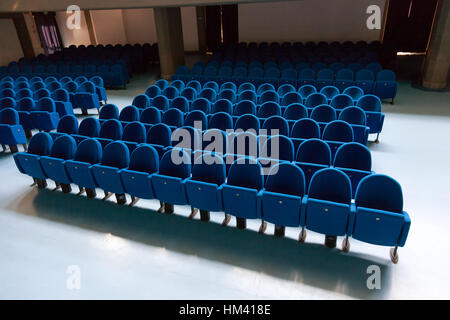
0, 108, 27, 153
172, 66, 397, 101
1, 62, 127, 88
13, 132, 410, 263
53, 112, 366, 164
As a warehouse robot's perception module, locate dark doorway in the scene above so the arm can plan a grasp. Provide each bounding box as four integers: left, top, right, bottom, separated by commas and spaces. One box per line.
203, 5, 239, 52
383, 0, 438, 52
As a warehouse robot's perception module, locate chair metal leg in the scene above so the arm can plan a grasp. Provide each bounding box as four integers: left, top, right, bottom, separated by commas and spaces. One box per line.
274, 225, 285, 237
188, 207, 198, 219
102, 191, 112, 201
325, 235, 337, 248
222, 213, 231, 226
390, 246, 399, 264
129, 196, 139, 207
2, 144, 8, 152
9, 145, 18, 154
236, 217, 246, 230
157, 201, 164, 213
76, 186, 85, 196
298, 227, 307, 243
342, 235, 350, 253
164, 203, 174, 214
22, 144, 28, 152
259, 221, 267, 234
375, 133, 380, 144
200, 210, 210, 222
115, 193, 127, 205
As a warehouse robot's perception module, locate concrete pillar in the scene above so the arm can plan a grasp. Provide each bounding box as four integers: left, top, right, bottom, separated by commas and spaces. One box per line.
154, 7, 185, 79
196, 7, 207, 54
422, 0, 450, 90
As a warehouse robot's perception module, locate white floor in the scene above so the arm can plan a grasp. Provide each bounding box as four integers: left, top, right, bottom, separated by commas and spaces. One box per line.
1, 75, 449, 300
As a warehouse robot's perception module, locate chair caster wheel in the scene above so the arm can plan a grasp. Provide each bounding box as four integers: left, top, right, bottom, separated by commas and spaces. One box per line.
298, 229, 307, 243
390, 248, 399, 264
342, 238, 350, 253
375, 139, 380, 144
115, 193, 127, 205
325, 235, 337, 248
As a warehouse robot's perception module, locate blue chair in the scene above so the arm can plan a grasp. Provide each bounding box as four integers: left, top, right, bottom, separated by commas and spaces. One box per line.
152, 149, 191, 213
132, 94, 150, 109
51, 88, 74, 117
260, 163, 305, 235
234, 100, 256, 116
171, 96, 189, 113
39, 135, 77, 193
120, 145, 159, 203
262, 116, 289, 137
162, 108, 184, 128
305, 93, 328, 109
199, 88, 217, 103
281, 92, 302, 107
355, 69, 375, 94
0, 108, 27, 153
180, 87, 197, 102
259, 90, 280, 105
209, 112, 233, 131
343, 86, 364, 103
374, 70, 398, 103
162, 86, 179, 100
295, 138, 331, 188
46, 81, 62, 92
222, 158, 264, 229
121, 121, 146, 151
235, 114, 260, 133
334, 142, 372, 197
316, 69, 334, 90
191, 98, 211, 114
147, 123, 172, 158
352, 174, 411, 263
151, 95, 170, 111
50, 114, 79, 140
99, 104, 119, 121
330, 94, 354, 110
63, 81, 78, 106
280, 68, 297, 86
15, 88, 33, 100
260, 134, 294, 162
33, 88, 51, 101
238, 82, 255, 94
119, 105, 140, 123
217, 89, 236, 104
339, 106, 366, 126
89, 76, 108, 102
0, 88, 15, 99
65, 138, 103, 198
145, 85, 161, 99
320, 86, 340, 103
298, 85, 317, 102
258, 101, 281, 118
301, 168, 352, 248
91, 141, 130, 204
220, 82, 237, 92
140, 107, 162, 125
72, 117, 101, 144
335, 69, 354, 92
263, 67, 281, 86
298, 68, 316, 86
238, 90, 257, 103
185, 152, 226, 220
155, 79, 169, 90
98, 117, 122, 143
14, 132, 53, 188
283, 103, 308, 121
185, 110, 208, 130
186, 80, 202, 92
255, 83, 274, 96
356, 94, 384, 140
203, 81, 219, 92
171, 80, 185, 92
212, 98, 232, 114
31, 97, 59, 132
74, 81, 100, 112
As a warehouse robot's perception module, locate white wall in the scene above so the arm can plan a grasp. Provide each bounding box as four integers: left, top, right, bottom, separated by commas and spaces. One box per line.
56, 10, 91, 47
90, 10, 128, 45
0, 19, 24, 66
122, 8, 157, 44
181, 7, 199, 52
239, 0, 386, 43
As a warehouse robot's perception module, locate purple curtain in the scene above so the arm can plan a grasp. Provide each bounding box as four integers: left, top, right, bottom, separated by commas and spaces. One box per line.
33, 12, 62, 55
